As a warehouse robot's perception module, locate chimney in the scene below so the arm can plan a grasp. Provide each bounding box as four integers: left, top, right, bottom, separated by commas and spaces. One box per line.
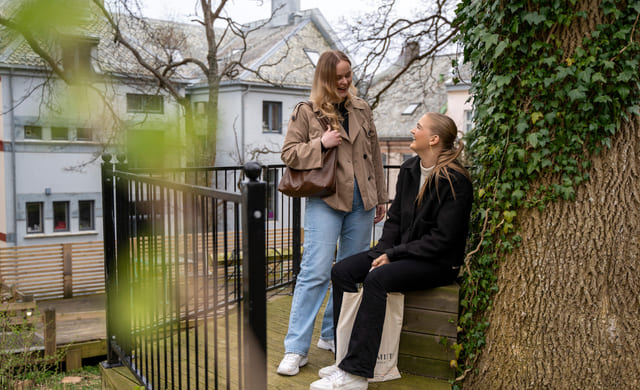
270, 0, 301, 27
398, 41, 420, 66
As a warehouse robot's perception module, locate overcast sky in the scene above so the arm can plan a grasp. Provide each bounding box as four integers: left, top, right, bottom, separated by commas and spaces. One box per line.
138, 0, 416, 27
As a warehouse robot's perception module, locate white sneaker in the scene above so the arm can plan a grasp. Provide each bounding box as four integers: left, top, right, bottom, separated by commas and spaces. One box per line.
317, 338, 335, 353
318, 364, 340, 378
277, 353, 308, 376
309, 368, 368, 390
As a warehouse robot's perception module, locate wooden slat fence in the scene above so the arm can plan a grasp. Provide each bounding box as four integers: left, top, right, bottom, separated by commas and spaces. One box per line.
0, 242, 105, 300
0, 229, 301, 301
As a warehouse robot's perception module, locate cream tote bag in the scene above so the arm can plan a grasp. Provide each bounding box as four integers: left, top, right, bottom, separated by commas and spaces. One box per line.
335, 291, 404, 382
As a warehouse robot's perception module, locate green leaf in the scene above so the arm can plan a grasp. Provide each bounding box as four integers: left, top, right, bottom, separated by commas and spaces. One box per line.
494, 40, 509, 58
527, 132, 540, 148
568, 87, 587, 101
523, 12, 546, 25
531, 112, 544, 124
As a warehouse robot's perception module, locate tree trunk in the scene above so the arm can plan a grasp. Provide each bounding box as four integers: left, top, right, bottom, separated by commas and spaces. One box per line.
465, 95, 640, 390
465, 2, 640, 388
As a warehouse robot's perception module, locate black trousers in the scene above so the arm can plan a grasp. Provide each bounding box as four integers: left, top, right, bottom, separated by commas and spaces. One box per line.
331, 251, 459, 378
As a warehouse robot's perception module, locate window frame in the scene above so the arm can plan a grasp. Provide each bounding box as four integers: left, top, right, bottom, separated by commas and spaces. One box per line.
78, 200, 95, 231
24, 125, 42, 140
77, 127, 93, 141
51, 126, 69, 140
53, 201, 70, 232
464, 109, 475, 133
26, 202, 44, 234
262, 101, 283, 134
126, 93, 164, 114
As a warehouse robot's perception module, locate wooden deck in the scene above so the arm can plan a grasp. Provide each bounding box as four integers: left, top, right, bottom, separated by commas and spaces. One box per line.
45, 292, 450, 389
35, 294, 107, 369
266, 291, 451, 390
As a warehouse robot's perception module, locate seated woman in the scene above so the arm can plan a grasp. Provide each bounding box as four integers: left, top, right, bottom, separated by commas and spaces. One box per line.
310, 112, 473, 390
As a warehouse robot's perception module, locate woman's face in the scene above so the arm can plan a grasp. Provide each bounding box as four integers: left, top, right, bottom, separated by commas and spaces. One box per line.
335, 60, 352, 99
410, 114, 436, 153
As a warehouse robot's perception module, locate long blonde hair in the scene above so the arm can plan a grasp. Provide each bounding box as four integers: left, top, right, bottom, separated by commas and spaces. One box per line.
416, 113, 470, 206
309, 50, 356, 129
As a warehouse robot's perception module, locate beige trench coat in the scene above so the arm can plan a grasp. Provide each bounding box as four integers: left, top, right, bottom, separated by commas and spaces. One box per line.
281, 97, 388, 212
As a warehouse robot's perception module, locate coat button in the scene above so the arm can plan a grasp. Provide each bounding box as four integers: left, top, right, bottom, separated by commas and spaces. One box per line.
368, 176, 372, 180
363, 154, 368, 159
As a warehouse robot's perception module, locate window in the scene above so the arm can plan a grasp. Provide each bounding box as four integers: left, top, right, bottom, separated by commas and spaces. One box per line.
52, 126, 69, 140
25, 126, 42, 140
77, 127, 93, 141
53, 201, 69, 232
402, 153, 413, 162
26, 202, 43, 233
194, 101, 208, 117
464, 110, 475, 133
262, 101, 282, 133
78, 200, 94, 230
265, 170, 277, 220
401, 103, 420, 116
127, 94, 164, 114
304, 49, 320, 66
62, 38, 95, 77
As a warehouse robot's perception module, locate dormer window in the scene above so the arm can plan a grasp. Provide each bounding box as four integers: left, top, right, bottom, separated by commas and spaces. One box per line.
62, 35, 98, 78
304, 49, 319, 66
401, 103, 420, 116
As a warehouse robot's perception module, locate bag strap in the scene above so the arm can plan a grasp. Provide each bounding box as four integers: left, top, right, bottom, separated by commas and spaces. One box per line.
293, 101, 332, 132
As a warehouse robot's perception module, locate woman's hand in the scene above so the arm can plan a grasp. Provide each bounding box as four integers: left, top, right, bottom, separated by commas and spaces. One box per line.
370, 253, 390, 271
374, 204, 386, 224
321, 127, 341, 148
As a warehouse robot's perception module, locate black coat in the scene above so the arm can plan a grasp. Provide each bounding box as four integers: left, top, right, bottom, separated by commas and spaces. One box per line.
369, 156, 473, 268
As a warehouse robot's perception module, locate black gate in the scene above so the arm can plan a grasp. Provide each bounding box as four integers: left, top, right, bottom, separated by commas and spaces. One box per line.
101, 155, 267, 390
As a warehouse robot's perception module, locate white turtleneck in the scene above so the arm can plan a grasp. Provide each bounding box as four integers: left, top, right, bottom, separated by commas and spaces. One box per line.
419, 160, 435, 188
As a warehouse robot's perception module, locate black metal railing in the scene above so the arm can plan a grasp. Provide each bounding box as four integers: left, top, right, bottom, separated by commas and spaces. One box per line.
102, 155, 267, 390
102, 158, 401, 390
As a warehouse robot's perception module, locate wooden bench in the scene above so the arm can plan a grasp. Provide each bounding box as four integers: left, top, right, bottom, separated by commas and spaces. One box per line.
398, 283, 459, 380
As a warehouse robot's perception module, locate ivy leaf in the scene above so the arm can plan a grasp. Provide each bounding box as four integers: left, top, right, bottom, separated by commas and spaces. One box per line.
629, 105, 640, 116
568, 87, 587, 101
503, 210, 516, 223
531, 112, 544, 124
523, 12, 546, 25
494, 40, 509, 58
512, 189, 525, 201
527, 132, 540, 148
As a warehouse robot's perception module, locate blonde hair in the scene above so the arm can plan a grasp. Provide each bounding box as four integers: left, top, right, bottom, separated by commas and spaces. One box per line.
416, 113, 470, 206
309, 50, 356, 129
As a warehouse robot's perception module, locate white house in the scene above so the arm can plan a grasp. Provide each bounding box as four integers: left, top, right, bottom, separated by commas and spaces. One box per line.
0, 0, 343, 247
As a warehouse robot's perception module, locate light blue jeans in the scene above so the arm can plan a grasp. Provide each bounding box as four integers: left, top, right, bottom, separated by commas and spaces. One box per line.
284, 183, 375, 356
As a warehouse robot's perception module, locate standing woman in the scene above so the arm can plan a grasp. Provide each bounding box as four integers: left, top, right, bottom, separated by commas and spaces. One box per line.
277, 50, 388, 376
310, 113, 473, 389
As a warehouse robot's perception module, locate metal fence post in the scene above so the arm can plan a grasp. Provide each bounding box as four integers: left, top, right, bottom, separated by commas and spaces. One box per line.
291, 197, 302, 294
115, 155, 132, 358
241, 161, 267, 390
101, 154, 120, 367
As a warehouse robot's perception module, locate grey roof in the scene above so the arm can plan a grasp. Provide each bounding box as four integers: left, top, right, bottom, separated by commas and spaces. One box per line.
370, 53, 458, 139
0, 2, 341, 89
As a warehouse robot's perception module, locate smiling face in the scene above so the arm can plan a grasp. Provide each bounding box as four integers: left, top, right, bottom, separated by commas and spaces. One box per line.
335, 60, 352, 99
410, 114, 437, 153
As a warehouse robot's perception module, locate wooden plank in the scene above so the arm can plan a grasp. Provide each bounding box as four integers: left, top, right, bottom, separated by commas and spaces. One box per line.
399, 331, 456, 361
63, 243, 73, 298
65, 348, 83, 371
44, 308, 56, 357
402, 308, 458, 338
0, 301, 37, 311
404, 284, 459, 313
100, 364, 142, 390
397, 354, 455, 380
